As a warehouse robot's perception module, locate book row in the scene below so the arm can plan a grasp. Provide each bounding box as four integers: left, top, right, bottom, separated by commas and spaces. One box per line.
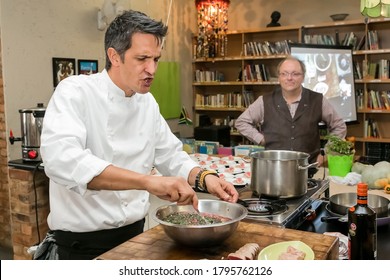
195, 91, 255, 108
353, 59, 389, 80
243, 40, 292, 56
355, 89, 390, 110
302, 30, 378, 51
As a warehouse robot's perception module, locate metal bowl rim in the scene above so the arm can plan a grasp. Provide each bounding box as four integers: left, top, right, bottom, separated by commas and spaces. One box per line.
152, 199, 248, 228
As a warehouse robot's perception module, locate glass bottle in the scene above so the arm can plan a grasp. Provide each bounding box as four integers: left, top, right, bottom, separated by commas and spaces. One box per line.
348, 182, 377, 260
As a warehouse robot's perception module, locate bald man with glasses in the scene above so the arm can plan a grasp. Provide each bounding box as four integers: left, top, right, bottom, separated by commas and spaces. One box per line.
235, 56, 346, 167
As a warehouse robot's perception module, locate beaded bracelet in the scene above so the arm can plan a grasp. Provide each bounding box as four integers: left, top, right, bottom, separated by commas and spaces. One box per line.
195, 169, 219, 192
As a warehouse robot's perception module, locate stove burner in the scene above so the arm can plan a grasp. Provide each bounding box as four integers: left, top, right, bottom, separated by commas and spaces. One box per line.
242, 179, 329, 228
247, 203, 272, 213
307, 179, 318, 190
245, 199, 288, 216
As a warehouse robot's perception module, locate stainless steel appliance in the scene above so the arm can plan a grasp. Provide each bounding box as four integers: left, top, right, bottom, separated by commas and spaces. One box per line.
9, 103, 46, 162
241, 178, 330, 229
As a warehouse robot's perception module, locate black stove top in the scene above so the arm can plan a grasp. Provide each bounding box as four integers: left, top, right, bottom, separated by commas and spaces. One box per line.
243, 178, 330, 229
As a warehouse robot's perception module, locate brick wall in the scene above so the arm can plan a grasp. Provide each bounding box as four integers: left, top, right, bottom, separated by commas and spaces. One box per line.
0, 36, 13, 250
8, 168, 49, 260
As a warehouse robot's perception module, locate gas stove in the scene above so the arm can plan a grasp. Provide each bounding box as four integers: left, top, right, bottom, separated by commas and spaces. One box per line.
242, 178, 330, 229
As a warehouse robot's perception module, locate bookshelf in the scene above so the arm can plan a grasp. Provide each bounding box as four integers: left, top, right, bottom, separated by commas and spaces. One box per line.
192, 18, 390, 160
192, 25, 301, 145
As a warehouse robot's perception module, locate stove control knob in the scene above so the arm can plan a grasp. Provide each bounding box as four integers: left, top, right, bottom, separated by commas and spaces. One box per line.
305, 208, 317, 221
27, 150, 38, 159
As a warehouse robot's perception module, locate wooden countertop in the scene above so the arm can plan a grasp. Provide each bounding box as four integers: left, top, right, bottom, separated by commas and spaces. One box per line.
97, 167, 389, 261
96, 221, 339, 260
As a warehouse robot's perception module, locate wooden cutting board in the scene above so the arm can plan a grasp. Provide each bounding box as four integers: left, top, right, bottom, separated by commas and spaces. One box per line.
96, 221, 339, 260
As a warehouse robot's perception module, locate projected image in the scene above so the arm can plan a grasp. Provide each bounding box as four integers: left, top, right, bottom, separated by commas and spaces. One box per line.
290, 44, 357, 123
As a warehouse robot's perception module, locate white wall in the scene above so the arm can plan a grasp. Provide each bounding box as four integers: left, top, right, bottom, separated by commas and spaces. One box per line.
0, 0, 196, 160
228, 0, 363, 29
0, 0, 364, 160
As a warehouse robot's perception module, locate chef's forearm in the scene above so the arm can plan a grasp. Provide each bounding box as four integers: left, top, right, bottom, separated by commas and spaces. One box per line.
87, 164, 151, 191
187, 167, 202, 186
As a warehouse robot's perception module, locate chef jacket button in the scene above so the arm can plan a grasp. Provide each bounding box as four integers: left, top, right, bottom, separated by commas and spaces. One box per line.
122, 201, 128, 206
291, 137, 295, 140
143, 163, 148, 168
141, 199, 146, 203
291, 125, 295, 129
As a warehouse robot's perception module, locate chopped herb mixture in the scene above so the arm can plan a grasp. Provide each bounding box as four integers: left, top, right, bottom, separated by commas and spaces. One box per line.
162, 211, 229, 225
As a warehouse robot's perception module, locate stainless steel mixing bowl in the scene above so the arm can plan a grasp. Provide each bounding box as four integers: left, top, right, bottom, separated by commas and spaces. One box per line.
152, 199, 248, 247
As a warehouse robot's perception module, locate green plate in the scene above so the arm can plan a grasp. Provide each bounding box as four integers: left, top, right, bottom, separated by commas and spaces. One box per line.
258, 241, 315, 260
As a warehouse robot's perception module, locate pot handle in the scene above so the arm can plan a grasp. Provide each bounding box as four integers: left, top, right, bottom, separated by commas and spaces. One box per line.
298, 162, 318, 170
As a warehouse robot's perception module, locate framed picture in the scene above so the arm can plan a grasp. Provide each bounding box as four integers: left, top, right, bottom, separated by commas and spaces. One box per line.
77, 59, 99, 75
52, 57, 76, 87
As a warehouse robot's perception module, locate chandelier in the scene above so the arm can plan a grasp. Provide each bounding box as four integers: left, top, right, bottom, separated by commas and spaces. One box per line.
361, 0, 390, 17
195, 0, 230, 58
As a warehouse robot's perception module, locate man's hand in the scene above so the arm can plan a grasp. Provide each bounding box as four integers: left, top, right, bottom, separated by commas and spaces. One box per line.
145, 176, 199, 210
203, 175, 239, 203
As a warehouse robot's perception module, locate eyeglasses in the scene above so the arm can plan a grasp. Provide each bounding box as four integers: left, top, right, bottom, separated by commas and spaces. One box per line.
279, 72, 303, 78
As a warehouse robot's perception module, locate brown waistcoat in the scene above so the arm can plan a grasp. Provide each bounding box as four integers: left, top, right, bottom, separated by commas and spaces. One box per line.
262, 87, 323, 163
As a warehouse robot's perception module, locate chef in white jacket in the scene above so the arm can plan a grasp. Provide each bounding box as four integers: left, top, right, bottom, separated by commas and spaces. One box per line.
40, 10, 238, 260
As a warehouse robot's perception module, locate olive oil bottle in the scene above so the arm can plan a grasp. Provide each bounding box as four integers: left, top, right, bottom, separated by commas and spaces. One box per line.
348, 182, 377, 260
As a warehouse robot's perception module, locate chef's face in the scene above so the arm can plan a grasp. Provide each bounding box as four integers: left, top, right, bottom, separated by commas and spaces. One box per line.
114, 33, 162, 95
278, 59, 304, 94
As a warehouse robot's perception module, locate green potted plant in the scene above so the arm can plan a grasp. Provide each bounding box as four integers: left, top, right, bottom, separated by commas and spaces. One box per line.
324, 135, 355, 177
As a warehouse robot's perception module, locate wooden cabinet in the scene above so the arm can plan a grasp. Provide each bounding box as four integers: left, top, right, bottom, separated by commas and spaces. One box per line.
192, 18, 390, 160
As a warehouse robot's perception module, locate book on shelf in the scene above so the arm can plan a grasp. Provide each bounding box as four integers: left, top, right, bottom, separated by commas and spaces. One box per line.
367, 90, 390, 110
244, 64, 254, 82
242, 90, 255, 108
369, 90, 380, 109
243, 40, 291, 56
362, 59, 368, 78
196, 92, 245, 108
353, 61, 362, 79
254, 64, 262, 81
260, 64, 269, 81
381, 91, 390, 109
244, 63, 270, 81
379, 59, 389, 80
195, 69, 224, 82
368, 30, 379, 50
341, 32, 357, 49
355, 89, 364, 110
364, 118, 381, 138
303, 34, 335, 45
368, 62, 379, 79
355, 33, 366, 50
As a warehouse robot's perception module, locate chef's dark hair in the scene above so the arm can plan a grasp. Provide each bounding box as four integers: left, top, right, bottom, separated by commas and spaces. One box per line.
104, 10, 168, 70
277, 56, 306, 75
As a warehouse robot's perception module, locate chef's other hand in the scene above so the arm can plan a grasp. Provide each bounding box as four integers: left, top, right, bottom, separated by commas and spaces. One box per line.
316, 153, 324, 167
146, 176, 199, 209
204, 175, 239, 203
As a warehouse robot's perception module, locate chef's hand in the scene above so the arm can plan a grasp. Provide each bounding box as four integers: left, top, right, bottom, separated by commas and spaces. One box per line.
316, 153, 324, 167
146, 176, 199, 209
204, 175, 239, 203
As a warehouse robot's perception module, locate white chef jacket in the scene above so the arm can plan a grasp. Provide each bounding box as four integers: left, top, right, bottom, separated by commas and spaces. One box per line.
41, 69, 198, 232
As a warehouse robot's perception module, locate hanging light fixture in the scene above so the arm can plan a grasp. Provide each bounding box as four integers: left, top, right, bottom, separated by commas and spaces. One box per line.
360, 0, 390, 18
195, 0, 230, 58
